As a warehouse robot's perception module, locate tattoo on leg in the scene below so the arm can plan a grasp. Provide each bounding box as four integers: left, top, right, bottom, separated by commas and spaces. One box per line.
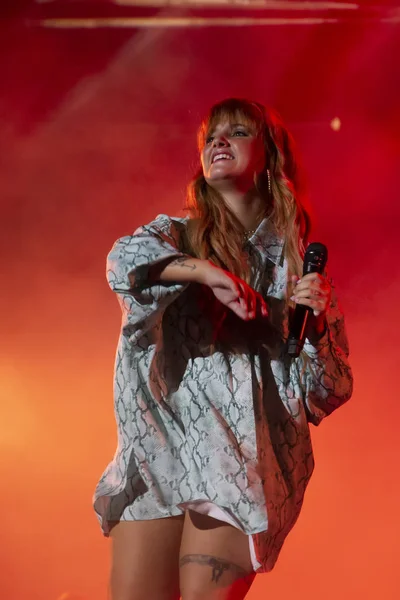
180, 554, 248, 584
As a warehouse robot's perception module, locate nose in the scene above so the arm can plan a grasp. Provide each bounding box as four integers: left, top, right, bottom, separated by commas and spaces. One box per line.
212, 134, 229, 147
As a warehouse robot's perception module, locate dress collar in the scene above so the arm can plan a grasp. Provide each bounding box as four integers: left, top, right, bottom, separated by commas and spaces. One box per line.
245, 217, 285, 267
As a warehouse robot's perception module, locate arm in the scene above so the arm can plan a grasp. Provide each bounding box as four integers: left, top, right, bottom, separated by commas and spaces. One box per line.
149, 254, 268, 321
147, 255, 211, 285
292, 284, 353, 426
107, 214, 268, 342
107, 214, 201, 342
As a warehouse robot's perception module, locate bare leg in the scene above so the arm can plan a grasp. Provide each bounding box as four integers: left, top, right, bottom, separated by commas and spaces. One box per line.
109, 515, 184, 600
179, 511, 256, 600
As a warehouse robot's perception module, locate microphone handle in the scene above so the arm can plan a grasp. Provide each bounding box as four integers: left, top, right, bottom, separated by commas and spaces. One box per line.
287, 243, 328, 358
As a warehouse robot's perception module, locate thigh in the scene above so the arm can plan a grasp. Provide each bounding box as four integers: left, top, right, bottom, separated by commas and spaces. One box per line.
109, 515, 184, 600
179, 510, 256, 600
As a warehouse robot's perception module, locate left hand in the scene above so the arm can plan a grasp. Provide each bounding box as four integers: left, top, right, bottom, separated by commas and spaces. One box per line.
291, 273, 331, 317
291, 273, 331, 343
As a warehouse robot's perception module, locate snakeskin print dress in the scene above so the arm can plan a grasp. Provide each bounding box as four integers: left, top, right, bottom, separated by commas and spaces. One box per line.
93, 214, 353, 573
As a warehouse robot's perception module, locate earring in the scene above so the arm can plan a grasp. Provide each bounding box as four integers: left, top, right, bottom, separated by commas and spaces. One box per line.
267, 169, 272, 195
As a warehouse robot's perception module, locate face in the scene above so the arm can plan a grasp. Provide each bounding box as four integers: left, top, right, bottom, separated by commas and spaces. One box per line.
201, 119, 265, 190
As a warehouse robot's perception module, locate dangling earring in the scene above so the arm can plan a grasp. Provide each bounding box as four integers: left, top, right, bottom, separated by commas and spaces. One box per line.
267, 169, 272, 195
253, 172, 259, 192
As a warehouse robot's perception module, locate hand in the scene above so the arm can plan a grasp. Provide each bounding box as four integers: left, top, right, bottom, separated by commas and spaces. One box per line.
291, 273, 331, 317
203, 262, 268, 321
291, 273, 331, 343
291, 273, 332, 344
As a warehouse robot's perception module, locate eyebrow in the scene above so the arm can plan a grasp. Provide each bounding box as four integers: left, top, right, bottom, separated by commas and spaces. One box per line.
207, 123, 251, 135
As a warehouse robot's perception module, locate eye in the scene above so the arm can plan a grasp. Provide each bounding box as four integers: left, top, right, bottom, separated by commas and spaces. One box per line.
232, 129, 249, 137
205, 134, 214, 144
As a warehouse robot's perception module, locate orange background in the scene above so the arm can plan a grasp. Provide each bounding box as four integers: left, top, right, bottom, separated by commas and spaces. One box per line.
1, 8, 399, 600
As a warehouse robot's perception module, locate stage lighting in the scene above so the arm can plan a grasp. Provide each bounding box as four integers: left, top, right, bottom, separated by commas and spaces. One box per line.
330, 117, 341, 131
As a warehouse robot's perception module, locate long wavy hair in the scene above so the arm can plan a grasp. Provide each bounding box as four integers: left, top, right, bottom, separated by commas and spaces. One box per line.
185, 98, 312, 285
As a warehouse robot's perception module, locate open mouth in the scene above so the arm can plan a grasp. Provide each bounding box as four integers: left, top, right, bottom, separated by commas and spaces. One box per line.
212, 153, 234, 164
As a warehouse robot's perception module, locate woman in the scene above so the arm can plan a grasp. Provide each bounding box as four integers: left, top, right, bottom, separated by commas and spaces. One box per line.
94, 98, 353, 600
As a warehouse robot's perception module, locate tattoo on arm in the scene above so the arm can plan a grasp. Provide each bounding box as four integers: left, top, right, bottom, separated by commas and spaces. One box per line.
168, 256, 197, 271
179, 554, 248, 584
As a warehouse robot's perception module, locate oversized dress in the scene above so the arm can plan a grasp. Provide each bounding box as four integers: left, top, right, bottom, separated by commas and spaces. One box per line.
93, 213, 353, 573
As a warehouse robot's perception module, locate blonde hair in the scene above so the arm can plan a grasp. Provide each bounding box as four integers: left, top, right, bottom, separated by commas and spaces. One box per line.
186, 98, 312, 283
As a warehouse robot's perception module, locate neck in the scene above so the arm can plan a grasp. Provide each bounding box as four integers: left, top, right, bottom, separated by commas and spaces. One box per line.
219, 186, 265, 231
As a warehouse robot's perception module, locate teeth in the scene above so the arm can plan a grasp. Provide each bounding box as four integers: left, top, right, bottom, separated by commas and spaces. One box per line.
213, 153, 233, 163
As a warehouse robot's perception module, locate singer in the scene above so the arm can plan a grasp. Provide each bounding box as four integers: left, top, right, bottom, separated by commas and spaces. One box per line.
94, 98, 353, 600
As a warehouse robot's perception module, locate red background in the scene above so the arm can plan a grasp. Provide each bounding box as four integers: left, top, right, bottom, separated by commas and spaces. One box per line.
1, 3, 399, 599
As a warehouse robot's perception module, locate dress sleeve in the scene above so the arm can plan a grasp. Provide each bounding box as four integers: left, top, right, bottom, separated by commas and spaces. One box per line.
106, 214, 189, 343
291, 282, 353, 426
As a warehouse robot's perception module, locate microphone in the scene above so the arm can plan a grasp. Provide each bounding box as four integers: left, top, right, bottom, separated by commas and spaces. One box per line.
287, 242, 328, 358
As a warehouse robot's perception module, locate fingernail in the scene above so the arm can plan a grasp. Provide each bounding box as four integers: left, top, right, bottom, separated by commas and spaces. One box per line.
290, 295, 296, 301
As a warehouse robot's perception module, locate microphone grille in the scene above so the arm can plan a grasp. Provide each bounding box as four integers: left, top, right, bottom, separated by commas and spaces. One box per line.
303, 242, 328, 275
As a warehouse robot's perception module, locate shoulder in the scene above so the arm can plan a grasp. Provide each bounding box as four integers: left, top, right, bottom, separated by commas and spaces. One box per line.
139, 214, 189, 245
140, 213, 189, 233
111, 214, 189, 252
110, 214, 189, 251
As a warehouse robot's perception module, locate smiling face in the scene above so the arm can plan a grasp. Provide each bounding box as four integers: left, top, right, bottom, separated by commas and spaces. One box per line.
200, 106, 266, 191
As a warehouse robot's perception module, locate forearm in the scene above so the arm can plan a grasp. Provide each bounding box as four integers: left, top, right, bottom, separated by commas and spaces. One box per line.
147, 255, 211, 285
300, 301, 353, 424
300, 339, 353, 425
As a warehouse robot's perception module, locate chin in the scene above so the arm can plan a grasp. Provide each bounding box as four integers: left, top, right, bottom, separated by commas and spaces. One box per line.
206, 175, 236, 187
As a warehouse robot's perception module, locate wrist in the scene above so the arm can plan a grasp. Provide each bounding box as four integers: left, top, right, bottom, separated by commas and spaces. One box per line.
196, 259, 217, 285
306, 314, 327, 345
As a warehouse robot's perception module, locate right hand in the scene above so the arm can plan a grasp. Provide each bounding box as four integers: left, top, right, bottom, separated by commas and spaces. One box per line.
202, 261, 268, 321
